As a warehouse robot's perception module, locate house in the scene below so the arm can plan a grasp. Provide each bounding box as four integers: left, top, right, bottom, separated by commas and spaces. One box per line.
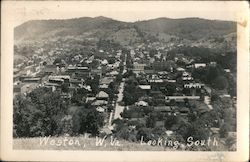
148, 79, 164, 83
183, 83, 203, 96
86, 97, 96, 103
179, 107, 190, 115
91, 100, 108, 106
219, 94, 233, 108
96, 91, 109, 100
176, 67, 185, 72
155, 120, 165, 127
129, 118, 146, 125
44, 65, 57, 74
14, 84, 22, 93
194, 63, 206, 69
209, 62, 217, 67
133, 62, 146, 73
210, 127, 220, 135
135, 101, 148, 107
151, 61, 174, 71
96, 106, 105, 113
108, 70, 119, 76
100, 77, 114, 85
224, 69, 231, 73
182, 72, 193, 81
182, 76, 193, 81
44, 82, 61, 92
150, 90, 164, 97
184, 83, 203, 89
49, 75, 70, 81
137, 85, 151, 96
138, 85, 151, 90
69, 78, 83, 87
48, 78, 64, 85
20, 83, 40, 93
144, 69, 155, 75
22, 77, 41, 83
99, 84, 109, 90
101, 59, 108, 65
91, 69, 102, 77
61, 93, 71, 99
154, 106, 171, 112
82, 85, 92, 92
66, 66, 90, 78
165, 96, 200, 103
166, 79, 176, 83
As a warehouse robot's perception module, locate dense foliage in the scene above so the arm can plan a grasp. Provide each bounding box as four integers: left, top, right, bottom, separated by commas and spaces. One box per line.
13, 87, 105, 137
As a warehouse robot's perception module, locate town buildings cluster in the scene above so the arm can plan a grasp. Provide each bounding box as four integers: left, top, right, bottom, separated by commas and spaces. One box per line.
13, 37, 237, 150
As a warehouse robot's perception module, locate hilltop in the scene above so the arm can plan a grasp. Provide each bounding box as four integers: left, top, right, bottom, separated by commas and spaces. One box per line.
15, 16, 236, 45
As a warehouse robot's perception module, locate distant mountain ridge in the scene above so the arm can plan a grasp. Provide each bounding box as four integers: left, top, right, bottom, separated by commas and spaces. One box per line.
135, 17, 236, 40
14, 16, 236, 44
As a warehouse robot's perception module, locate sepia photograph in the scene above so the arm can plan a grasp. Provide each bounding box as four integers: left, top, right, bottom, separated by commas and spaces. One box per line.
1, 1, 249, 161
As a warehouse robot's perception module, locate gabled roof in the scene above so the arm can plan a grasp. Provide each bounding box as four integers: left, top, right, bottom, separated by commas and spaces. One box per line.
96, 91, 109, 98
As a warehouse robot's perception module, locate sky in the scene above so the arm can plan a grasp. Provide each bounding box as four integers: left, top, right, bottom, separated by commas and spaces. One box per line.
3, 1, 248, 27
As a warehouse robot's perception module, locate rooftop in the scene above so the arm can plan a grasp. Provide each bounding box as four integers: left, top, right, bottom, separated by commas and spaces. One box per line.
96, 91, 109, 98
138, 85, 151, 90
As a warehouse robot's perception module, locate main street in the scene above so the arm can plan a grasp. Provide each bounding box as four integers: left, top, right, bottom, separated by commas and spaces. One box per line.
113, 81, 125, 119
112, 53, 127, 121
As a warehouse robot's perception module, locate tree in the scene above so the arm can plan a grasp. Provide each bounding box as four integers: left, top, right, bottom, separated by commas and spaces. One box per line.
191, 119, 210, 141
146, 113, 157, 128
166, 84, 176, 96
61, 83, 69, 93
206, 67, 219, 84
42, 61, 47, 66
169, 99, 176, 106
164, 115, 178, 129
116, 74, 122, 83
149, 49, 157, 58
176, 118, 209, 141
86, 76, 100, 95
152, 126, 166, 138
212, 76, 228, 90
211, 92, 219, 102
53, 58, 62, 65
112, 118, 125, 132
71, 88, 87, 105
13, 88, 68, 137
200, 110, 220, 127
219, 123, 230, 138
60, 115, 73, 135
225, 136, 236, 150
81, 109, 104, 136
107, 57, 116, 64
136, 127, 153, 141
114, 125, 130, 140
72, 108, 86, 135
